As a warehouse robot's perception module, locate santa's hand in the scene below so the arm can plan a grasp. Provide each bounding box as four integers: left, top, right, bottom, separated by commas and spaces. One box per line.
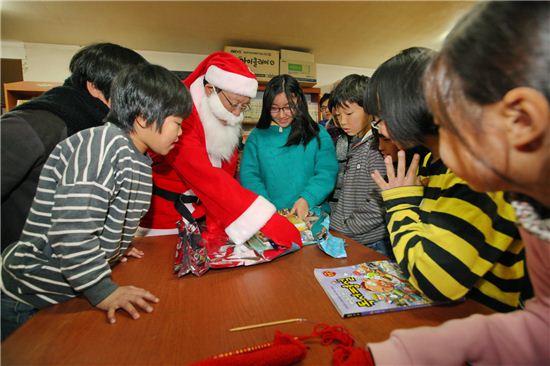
260, 213, 303, 248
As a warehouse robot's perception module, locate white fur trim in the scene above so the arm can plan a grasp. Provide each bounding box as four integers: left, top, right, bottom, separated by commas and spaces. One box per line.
205, 65, 258, 98
209, 155, 222, 168
190, 76, 206, 110
225, 196, 276, 245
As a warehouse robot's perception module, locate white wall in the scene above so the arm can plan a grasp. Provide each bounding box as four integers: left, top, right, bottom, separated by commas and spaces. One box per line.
1, 41, 375, 92
316, 64, 375, 94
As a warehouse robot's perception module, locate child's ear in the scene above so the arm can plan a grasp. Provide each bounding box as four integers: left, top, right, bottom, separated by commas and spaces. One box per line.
503, 87, 549, 152
86, 81, 109, 106
134, 115, 147, 129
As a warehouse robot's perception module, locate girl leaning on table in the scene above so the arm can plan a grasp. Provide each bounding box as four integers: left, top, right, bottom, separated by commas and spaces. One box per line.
239, 74, 338, 222
366, 1, 550, 364
367, 46, 529, 313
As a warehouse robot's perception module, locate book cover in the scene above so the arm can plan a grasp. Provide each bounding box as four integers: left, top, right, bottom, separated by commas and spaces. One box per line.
314, 261, 449, 318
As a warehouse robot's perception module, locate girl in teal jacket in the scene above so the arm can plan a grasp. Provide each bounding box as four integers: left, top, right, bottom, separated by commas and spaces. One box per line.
240, 75, 338, 220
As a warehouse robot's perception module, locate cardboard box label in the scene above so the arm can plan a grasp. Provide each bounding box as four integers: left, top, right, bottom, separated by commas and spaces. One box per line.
224, 46, 279, 82
288, 63, 303, 72
280, 60, 317, 86
280, 49, 315, 63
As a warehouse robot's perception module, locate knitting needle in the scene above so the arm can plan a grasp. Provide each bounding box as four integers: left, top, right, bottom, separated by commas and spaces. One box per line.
229, 318, 306, 332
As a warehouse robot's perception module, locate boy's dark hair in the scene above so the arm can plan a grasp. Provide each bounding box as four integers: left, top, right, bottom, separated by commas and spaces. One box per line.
106, 64, 192, 132
257, 74, 320, 147
329, 74, 369, 112
365, 47, 437, 149
69, 43, 147, 100
425, 1, 550, 136
319, 93, 331, 106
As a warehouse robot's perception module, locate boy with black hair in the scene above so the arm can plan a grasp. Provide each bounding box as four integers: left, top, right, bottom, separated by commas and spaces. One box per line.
1, 63, 193, 340
318, 92, 332, 126
329, 74, 389, 256
1, 43, 148, 250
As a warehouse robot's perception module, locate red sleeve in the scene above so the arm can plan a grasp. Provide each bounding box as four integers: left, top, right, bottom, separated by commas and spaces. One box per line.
162, 112, 275, 243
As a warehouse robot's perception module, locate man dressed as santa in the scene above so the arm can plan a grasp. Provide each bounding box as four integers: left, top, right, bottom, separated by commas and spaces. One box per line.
140, 51, 302, 257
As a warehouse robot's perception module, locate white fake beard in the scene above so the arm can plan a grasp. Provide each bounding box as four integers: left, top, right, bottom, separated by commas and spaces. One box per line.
198, 92, 243, 162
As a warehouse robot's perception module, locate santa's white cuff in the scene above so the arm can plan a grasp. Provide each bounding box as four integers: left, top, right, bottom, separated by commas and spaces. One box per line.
225, 196, 276, 245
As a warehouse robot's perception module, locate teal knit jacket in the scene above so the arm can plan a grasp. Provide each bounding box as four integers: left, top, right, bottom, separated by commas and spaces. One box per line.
240, 125, 338, 213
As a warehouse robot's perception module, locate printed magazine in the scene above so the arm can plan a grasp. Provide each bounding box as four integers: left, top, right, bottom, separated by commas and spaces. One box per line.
314, 260, 452, 318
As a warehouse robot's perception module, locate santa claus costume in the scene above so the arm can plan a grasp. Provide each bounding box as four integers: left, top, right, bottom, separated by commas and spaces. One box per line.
140, 52, 301, 259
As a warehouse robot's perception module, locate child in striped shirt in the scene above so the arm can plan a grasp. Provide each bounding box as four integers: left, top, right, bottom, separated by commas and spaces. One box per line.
1, 64, 192, 340
366, 47, 528, 312
328, 74, 389, 256
368, 2, 549, 364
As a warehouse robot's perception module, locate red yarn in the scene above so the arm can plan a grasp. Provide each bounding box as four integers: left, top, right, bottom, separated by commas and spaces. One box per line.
300, 324, 373, 366
190, 332, 306, 366
190, 323, 373, 366
306, 324, 356, 347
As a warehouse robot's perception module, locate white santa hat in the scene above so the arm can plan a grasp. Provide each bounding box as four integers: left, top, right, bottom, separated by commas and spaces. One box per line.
183, 51, 258, 98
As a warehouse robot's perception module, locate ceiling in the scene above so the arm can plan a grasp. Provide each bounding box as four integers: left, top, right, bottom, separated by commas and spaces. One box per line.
1, 1, 477, 70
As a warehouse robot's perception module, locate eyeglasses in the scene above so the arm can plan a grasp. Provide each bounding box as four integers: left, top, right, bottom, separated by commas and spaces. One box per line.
371, 117, 382, 131
270, 106, 294, 115
320, 105, 329, 111
216, 89, 251, 113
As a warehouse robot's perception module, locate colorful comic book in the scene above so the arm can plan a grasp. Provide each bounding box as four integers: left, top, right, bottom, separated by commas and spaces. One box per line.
314, 261, 455, 318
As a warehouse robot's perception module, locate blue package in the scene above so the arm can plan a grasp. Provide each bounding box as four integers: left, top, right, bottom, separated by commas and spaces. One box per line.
309, 207, 347, 258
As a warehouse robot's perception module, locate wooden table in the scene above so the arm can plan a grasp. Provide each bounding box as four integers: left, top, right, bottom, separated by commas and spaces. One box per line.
2, 235, 493, 365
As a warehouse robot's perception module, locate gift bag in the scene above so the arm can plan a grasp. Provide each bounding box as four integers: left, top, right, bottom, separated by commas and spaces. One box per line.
174, 218, 210, 277
207, 230, 301, 269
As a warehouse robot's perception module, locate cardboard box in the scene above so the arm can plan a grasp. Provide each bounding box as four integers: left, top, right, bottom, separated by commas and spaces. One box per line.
280, 49, 315, 63
279, 49, 317, 87
224, 46, 279, 83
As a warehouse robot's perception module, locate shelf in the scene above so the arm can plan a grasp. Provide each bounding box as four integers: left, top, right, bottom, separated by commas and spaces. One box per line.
4, 81, 61, 112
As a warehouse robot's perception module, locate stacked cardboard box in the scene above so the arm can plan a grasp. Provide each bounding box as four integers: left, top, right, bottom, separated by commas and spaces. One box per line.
224, 46, 279, 83
224, 46, 317, 87
279, 49, 317, 87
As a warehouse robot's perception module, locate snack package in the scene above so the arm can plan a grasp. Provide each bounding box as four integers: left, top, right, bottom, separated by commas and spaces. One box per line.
280, 208, 316, 245
281, 207, 347, 258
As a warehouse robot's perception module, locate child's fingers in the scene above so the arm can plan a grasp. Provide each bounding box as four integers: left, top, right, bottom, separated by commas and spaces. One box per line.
396, 150, 407, 180
107, 308, 117, 324
304, 215, 319, 222
122, 302, 140, 320
406, 153, 421, 182
128, 247, 144, 257
130, 286, 160, 303
142, 290, 160, 304
384, 155, 396, 181
134, 297, 154, 313
371, 170, 389, 190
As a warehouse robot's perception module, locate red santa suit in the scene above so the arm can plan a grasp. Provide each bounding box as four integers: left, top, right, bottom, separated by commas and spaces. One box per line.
140, 52, 301, 253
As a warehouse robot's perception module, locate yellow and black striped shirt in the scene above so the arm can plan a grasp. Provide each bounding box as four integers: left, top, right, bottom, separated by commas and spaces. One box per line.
381, 154, 527, 312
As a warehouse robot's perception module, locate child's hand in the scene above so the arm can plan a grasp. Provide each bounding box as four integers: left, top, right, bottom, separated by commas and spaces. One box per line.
96, 286, 159, 324
120, 246, 144, 263
372, 150, 421, 191
303, 214, 319, 229
290, 198, 309, 221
